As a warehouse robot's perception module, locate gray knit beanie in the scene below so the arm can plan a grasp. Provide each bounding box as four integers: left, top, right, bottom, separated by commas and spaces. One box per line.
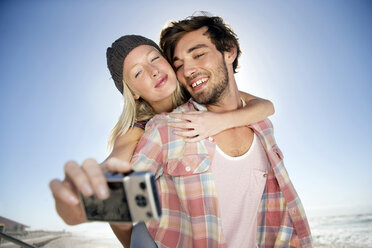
106, 35, 161, 94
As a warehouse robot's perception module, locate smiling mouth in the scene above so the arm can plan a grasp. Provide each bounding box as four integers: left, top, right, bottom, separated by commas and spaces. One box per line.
191, 78, 208, 88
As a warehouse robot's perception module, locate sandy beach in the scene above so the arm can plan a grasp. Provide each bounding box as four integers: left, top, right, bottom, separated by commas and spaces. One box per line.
1, 231, 122, 248
41, 235, 122, 248
2, 213, 371, 248
0, 231, 67, 248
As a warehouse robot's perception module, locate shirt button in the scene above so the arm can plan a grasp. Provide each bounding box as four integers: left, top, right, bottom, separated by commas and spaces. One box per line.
263, 173, 268, 178
185, 166, 191, 172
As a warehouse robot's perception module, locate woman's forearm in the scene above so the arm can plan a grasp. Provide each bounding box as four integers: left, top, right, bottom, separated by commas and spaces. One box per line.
103, 127, 145, 247
221, 96, 274, 130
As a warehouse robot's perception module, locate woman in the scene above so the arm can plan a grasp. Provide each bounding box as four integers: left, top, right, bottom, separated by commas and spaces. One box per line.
49, 35, 274, 247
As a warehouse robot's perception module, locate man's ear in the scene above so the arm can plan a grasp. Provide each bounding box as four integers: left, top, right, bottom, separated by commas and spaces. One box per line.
224, 45, 237, 65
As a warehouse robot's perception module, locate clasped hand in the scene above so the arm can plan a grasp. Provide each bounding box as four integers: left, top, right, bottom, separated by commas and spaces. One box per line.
168, 111, 225, 142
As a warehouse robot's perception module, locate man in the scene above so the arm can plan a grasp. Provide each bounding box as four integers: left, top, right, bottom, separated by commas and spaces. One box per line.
129, 15, 312, 247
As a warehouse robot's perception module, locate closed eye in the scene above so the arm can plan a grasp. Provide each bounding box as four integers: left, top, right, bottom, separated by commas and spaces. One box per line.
135, 71, 142, 78
175, 64, 183, 72
194, 53, 205, 59
151, 56, 160, 62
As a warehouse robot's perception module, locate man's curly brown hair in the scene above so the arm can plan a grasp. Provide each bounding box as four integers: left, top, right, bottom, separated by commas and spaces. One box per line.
160, 15, 242, 73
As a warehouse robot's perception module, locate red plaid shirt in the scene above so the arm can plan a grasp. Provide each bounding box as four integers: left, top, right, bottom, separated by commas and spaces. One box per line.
131, 100, 312, 247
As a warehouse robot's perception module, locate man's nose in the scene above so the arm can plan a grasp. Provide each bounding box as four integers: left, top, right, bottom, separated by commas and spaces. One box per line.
183, 61, 197, 78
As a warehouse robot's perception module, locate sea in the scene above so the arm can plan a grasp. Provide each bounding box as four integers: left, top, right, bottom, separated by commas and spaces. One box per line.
309, 213, 372, 248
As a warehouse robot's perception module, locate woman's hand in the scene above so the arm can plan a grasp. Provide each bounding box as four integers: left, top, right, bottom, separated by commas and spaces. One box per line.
49, 158, 131, 225
168, 111, 227, 142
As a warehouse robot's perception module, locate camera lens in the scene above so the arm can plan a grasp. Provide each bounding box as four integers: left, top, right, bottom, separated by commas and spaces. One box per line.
135, 195, 147, 207
140, 182, 146, 190
108, 182, 122, 190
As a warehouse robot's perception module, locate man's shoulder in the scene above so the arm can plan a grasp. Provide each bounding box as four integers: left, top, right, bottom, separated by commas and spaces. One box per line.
146, 112, 168, 130
146, 99, 198, 129
172, 99, 202, 113
249, 118, 274, 132
249, 118, 279, 150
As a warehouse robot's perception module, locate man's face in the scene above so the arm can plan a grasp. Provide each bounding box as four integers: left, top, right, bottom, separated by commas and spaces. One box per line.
172, 27, 229, 105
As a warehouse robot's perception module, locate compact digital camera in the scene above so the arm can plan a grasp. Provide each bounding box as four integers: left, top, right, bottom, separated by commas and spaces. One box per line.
80, 171, 161, 223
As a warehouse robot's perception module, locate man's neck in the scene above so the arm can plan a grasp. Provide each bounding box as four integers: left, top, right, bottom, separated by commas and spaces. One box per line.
205, 76, 242, 113
207, 76, 254, 157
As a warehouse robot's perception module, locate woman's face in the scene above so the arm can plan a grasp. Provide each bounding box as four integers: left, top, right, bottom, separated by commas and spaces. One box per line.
123, 45, 177, 109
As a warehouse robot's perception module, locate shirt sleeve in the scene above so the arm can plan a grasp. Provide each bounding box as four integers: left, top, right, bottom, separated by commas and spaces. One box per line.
132, 120, 148, 130
130, 119, 164, 177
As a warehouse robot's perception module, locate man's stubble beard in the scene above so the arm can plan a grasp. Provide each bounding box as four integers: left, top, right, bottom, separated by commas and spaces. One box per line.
192, 57, 229, 105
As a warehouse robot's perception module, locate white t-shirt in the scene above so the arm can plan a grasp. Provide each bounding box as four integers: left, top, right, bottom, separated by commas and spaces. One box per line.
211, 133, 269, 247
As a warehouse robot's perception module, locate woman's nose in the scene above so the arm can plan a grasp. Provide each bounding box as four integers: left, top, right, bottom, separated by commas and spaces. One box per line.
150, 65, 159, 77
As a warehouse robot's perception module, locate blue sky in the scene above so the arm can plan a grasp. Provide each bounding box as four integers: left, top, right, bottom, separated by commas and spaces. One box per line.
0, 0, 371, 231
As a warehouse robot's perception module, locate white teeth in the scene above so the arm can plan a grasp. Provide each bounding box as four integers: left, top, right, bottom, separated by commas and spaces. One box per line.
191, 78, 207, 88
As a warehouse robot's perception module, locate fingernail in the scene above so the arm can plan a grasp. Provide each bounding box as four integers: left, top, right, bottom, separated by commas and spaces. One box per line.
82, 183, 93, 195
97, 185, 109, 199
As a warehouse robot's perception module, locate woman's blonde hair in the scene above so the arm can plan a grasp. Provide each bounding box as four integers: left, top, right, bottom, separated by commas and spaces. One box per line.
108, 79, 187, 152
